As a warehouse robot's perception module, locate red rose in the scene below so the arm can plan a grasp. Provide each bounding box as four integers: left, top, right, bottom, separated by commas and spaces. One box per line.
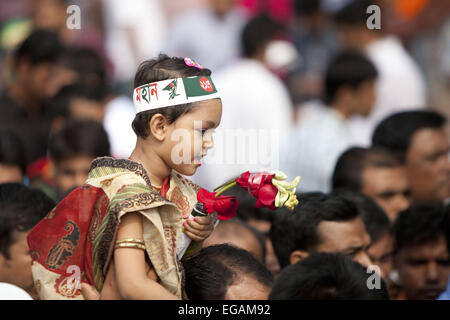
197, 188, 239, 221
235, 171, 277, 210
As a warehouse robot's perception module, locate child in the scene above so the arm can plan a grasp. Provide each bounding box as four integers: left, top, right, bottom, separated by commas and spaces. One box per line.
27, 54, 222, 299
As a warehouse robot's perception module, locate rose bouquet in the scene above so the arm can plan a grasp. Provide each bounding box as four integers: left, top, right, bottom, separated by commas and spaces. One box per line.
177, 171, 300, 258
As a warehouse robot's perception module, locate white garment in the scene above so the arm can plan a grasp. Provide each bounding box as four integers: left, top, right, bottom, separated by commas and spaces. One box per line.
103, 96, 137, 158
103, 0, 167, 82
192, 59, 293, 190
280, 101, 351, 193
347, 36, 427, 146
165, 8, 247, 72
0, 283, 33, 300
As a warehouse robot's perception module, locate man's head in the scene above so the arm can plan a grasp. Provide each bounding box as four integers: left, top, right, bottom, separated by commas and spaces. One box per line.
46, 47, 106, 98
49, 119, 110, 198
12, 29, 63, 106
333, 189, 393, 279
0, 130, 26, 184
47, 83, 107, 125
270, 194, 372, 270
393, 203, 450, 300
332, 147, 411, 221
324, 51, 378, 117
231, 188, 280, 275
203, 218, 266, 263
333, 0, 381, 51
372, 111, 450, 203
0, 183, 55, 299
241, 15, 284, 62
269, 252, 389, 300
184, 244, 274, 300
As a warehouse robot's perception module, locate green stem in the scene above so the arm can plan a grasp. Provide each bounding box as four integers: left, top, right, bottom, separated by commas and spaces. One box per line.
215, 181, 237, 197
213, 177, 238, 192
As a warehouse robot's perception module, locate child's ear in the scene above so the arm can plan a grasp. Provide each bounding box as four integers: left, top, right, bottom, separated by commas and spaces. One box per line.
149, 113, 169, 141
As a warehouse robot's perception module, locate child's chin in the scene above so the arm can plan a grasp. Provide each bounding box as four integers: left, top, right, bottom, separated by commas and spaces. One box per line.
175, 164, 197, 176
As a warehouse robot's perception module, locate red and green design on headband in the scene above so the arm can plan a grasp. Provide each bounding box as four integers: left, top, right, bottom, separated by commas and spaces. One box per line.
133, 76, 220, 114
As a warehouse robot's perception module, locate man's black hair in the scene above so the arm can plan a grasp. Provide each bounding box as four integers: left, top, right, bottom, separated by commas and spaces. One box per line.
14, 29, 63, 66
332, 189, 391, 243
332, 147, 403, 191
57, 46, 106, 86
241, 14, 284, 58
234, 187, 274, 225
293, 0, 321, 16
324, 51, 378, 105
372, 111, 447, 163
49, 119, 110, 163
270, 194, 359, 269
184, 244, 274, 300
269, 252, 389, 300
0, 183, 55, 259
333, 0, 375, 27
0, 130, 27, 175
393, 202, 450, 254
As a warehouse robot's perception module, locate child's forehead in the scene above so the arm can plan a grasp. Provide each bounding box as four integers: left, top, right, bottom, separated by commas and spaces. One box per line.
179, 99, 222, 125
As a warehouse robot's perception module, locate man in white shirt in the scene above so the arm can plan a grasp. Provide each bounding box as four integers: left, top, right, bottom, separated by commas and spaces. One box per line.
281, 51, 378, 192
333, 0, 427, 146
193, 15, 293, 190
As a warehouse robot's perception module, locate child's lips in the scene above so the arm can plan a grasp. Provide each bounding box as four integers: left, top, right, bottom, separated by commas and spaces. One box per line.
193, 158, 202, 166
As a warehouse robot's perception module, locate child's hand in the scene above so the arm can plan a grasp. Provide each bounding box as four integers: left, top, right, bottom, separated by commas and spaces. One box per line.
183, 215, 214, 242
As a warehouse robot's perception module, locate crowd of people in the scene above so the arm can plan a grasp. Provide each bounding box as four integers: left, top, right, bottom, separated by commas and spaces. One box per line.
0, 0, 449, 300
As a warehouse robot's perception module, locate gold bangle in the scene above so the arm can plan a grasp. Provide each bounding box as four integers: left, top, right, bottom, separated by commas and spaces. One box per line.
115, 238, 145, 245
114, 242, 146, 250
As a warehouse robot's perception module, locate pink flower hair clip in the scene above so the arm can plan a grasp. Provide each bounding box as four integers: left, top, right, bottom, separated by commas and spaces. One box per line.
184, 57, 203, 69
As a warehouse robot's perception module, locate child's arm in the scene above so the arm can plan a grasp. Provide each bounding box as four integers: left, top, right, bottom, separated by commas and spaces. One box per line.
114, 212, 179, 300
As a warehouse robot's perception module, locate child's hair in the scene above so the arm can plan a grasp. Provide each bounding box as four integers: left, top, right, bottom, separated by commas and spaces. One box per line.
132, 54, 212, 139
49, 119, 110, 163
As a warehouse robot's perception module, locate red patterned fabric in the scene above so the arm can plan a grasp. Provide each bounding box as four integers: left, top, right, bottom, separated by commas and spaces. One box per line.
27, 185, 110, 289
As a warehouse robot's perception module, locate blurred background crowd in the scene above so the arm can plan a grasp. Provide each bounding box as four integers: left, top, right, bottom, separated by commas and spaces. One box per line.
0, 0, 449, 300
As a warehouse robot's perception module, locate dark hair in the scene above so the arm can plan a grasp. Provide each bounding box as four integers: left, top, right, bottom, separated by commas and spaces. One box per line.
372, 111, 447, 162
293, 0, 320, 16
57, 47, 106, 86
0, 183, 55, 259
393, 202, 449, 253
333, 0, 375, 27
14, 29, 63, 66
49, 119, 110, 163
270, 194, 359, 269
132, 54, 212, 138
184, 244, 274, 300
269, 252, 389, 300
234, 187, 274, 224
0, 130, 27, 174
332, 189, 391, 243
324, 51, 378, 105
241, 14, 283, 58
332, 147, 403, 191
46, 83, 106, 121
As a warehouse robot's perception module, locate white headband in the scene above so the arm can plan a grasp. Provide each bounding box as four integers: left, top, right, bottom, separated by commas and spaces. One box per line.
133, 76, 221, 114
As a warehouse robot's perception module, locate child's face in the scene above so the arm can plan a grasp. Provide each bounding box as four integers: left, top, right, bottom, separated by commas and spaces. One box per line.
163, 98, 222, 176
55, 154, 94, 196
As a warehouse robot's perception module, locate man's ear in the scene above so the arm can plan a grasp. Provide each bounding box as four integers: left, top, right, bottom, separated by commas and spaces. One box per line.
149, 113, 168, 141
289, 250, 309, 265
